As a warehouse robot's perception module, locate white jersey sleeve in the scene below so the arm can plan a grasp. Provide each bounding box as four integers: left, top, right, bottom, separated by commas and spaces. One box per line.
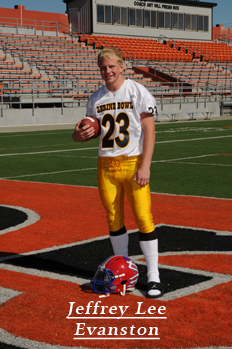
135, 83, 158, 116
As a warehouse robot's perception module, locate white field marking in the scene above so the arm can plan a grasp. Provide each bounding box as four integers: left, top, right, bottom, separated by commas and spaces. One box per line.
1, 248, 231, 304
0, 153, 223, 179
170, 162, 232, 167
0, 146, 98, 157
0, 143, 73, 152
150, 191, 232, 201
0, 263, 89, 286
156, 134, 232, 143
159, 251, 232, 255
155, 126, 231, 134
45, 155, 81, 158
131, 255, 232, 301
0, 226, 231, 303
1, 177, 231, 201
0, 131, 72, 138
155, 223, 232, 236
0, 231, 116, 263
151, 153, 218, 163
0, 124, 228, 137
0, 287, 22, 306
45, 155, 98, 159
0, 205, 40, 235
0, 135, 231, 158
1, 224, 230, 264
1, 167, 97, 179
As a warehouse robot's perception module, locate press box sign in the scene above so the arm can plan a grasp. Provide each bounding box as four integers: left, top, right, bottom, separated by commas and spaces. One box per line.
134, 1, 180, 10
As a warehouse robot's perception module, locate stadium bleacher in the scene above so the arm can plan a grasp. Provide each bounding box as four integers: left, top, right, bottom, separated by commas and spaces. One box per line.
0, 9, 232, 123
1, 31, 232, 99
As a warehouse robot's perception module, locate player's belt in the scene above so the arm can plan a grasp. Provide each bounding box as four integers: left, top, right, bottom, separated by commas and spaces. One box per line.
98, 155, 142, 172
100, 154, 142, 162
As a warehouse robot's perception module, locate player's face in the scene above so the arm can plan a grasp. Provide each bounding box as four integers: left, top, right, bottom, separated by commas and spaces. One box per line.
99, 56, 124, 91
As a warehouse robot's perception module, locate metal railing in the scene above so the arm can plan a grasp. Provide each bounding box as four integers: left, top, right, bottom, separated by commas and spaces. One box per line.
0, 17, 64, 36
146, 60, 232, 91
1, 79, 231, 118
215, 34, 232, 45
0, 16, 137, 61
159, 34, 222, 68
0, 20, 232, 120
0, 38, 90, 81
0, 17, 231, 66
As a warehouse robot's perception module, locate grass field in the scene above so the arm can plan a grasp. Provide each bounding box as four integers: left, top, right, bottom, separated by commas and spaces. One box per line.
1, 118, 232, 199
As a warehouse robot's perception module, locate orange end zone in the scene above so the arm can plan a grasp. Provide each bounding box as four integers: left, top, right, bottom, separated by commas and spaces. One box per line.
0, 179, 231, 255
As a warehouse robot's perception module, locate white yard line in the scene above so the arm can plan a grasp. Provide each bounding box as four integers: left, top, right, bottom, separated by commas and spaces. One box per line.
170, 162, 232, 167
2, 167, 98, 179
1, 153, 229, 180
1, 136, 231, 180
152, 153, 218, 163
156, 135, 232, 143
0, 135, 231, 157
0, 146, 98, 157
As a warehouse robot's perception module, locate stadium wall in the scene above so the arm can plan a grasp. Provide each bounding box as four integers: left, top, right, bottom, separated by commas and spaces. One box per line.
0, 107, 86, 127
0, 5, 69, 31
213, 24, 232, 41
0, 100, 220, 127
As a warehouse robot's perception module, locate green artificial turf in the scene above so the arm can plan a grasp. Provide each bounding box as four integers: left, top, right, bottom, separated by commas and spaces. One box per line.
0, 119, 232, 198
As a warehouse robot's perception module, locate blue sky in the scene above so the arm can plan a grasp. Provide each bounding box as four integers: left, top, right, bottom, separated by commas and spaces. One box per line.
0, 0, 67, 14
204, 0, 232, 27
0, 0, 231, 27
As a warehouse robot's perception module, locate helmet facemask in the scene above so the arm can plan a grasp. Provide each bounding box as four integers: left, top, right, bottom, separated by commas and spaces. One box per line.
90, 256, 139, 296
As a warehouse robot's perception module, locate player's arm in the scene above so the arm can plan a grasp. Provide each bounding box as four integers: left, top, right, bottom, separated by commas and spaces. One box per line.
133, 112, 155, 187
72, 121, 95, 142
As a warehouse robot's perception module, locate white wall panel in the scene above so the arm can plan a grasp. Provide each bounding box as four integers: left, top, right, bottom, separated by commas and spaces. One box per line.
67, 0, 215, 41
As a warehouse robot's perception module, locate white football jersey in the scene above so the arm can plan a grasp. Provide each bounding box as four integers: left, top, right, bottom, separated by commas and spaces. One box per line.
86, 79, 157, 157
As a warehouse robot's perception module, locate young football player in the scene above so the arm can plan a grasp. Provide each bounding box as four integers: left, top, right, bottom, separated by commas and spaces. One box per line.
74, 48, 164, 298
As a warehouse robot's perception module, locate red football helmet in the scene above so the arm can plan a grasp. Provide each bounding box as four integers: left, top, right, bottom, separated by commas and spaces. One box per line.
90, 256, 139, 295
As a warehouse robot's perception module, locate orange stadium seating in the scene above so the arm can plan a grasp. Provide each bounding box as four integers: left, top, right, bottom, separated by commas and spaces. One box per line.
174, 40, 232, 63
0, 30, 232, 102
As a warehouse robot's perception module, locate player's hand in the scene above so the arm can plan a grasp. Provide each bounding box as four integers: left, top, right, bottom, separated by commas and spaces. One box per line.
73, 121, 95, 142
133, 166, 150, 187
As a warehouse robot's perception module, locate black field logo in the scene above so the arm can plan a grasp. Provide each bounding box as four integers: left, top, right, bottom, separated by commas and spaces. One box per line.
1, 206, 231, 301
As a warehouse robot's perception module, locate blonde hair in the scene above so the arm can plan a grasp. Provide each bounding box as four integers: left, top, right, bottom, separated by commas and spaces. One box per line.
98, 47, 123, 66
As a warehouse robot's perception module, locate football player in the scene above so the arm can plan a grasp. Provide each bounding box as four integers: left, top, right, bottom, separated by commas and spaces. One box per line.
74, 48, 164, 298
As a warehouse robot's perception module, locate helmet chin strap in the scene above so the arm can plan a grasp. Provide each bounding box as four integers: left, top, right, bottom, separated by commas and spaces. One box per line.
120, 283, 126, 296
115, 273, 126, 296
99, 293, 110, 298
99, 273, 127, 297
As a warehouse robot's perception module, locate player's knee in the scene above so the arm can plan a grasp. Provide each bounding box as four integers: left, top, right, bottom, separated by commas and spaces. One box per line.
107, 214, 124, 232
110, 226, 127, 236
136, 215, 154, 234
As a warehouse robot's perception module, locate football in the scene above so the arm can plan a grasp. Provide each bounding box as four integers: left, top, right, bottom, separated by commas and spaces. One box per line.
73, 116, 100, 141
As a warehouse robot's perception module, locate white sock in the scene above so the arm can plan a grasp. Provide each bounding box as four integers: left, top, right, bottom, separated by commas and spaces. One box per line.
110, 232, 128, 257
139, 238, 161, 296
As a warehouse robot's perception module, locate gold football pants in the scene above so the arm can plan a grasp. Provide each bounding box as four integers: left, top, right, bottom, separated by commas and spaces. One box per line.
97, 155, 154, 234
